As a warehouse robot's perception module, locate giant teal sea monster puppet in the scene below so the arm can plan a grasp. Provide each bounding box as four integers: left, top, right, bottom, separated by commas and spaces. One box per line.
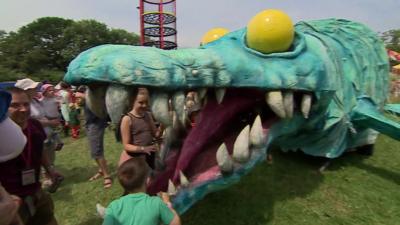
64, 9, 400, 214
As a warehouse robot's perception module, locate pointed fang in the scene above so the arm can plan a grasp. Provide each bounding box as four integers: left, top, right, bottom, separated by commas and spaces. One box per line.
283, 92, 294, 118
151, 93, 173, 127
233, 125, 251, 163
179, 171, 189, 187
198, 88, 207, 100
265, 91, 286, 118
301, 94, 312, 119
215, 88, 226, 104
105, 84, 131, 124
86, 85, 108, 119
168, 179, 177, 196
216, 143, 234, 173
172, 91, 187, 128
250, 115, 264, 147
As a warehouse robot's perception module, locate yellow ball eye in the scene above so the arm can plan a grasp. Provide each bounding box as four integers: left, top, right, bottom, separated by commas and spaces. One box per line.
200, 28, 230, 45
246, 9, 294, 54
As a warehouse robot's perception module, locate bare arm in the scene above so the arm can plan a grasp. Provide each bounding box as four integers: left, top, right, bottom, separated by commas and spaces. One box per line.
120, 116, 157, 155
0, 185, 23, 225
37, 118, 60, 127
159, 192, 181, 225
169, 215, 181, 225
147, 112, 163, 139
41, 149, 62, 182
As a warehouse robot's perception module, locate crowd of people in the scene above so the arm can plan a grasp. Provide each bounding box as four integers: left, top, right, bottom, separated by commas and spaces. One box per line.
0, 78, 184, 225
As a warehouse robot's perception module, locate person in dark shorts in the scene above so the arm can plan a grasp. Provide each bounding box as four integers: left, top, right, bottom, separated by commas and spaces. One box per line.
85, 105, 113, 189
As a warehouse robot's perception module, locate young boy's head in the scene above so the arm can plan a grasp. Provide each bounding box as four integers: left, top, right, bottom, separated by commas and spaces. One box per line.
118, 157, 150, 193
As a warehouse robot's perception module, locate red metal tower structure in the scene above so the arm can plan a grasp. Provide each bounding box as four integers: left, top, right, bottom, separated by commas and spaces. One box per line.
139, 0, 177, 49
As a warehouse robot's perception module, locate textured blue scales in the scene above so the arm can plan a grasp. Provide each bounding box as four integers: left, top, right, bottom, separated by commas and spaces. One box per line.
64, 18, 400, 214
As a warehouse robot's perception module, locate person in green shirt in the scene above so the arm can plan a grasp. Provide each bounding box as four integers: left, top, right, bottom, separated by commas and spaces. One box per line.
103, 157, 181, 225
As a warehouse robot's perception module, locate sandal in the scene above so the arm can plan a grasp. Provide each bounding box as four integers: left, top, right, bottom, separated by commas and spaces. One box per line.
103, 177, 112, 189
89, 171, 103, 181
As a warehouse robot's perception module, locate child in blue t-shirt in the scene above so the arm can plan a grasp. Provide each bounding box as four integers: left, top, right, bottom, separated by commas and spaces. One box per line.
102, 158, 181, 225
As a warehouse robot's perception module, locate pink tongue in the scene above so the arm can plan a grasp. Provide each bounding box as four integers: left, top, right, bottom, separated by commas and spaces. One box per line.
179, 118, 275, 186
172, 93, 258, 181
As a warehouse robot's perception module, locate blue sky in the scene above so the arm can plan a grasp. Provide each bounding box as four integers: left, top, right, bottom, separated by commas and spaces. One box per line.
1, 0, 399, 47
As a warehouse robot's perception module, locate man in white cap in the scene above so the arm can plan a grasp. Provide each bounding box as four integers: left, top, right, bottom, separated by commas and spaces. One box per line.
14, 78, 40, 92
14, 78, 43, 119
15, 79, 64, 192
0, 87, 58, 225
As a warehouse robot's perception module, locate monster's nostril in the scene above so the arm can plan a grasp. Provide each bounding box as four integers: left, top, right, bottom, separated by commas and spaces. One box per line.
191, 69, 199, 76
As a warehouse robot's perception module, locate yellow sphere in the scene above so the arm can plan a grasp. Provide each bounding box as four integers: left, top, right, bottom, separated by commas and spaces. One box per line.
201, 28, 229, 45
246, 9, 294, 54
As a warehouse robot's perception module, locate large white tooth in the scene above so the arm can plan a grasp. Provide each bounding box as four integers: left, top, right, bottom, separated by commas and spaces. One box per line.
198, 88, 207, 100
202, 95, 208, 107
86, 85, 108, 119
250, 115, 264, 147
172, 110, 186, 131
168, 179, 177, 196
192, 92, 200, 104
301, 94, 312, 119
172, 91, 187, 127
216, 143, 234, 172
215, 88, 226, 104
283, 92, 294, 118
151, 93, 173, 127
172, 111, 179, 130
265, 91, 286, 118
105, 84, 132, 124
179, 171, 189, 186
233, 125, 250, 162
159, 127, 175, 163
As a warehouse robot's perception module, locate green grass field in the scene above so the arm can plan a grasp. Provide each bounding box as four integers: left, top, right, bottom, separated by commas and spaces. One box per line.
52, 129, 400, 225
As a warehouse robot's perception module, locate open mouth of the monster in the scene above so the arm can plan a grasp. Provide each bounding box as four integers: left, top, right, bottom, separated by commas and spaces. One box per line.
141, 87, 312, 213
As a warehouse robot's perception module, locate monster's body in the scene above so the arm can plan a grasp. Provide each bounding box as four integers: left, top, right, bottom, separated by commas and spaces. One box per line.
65, 19, 400, 213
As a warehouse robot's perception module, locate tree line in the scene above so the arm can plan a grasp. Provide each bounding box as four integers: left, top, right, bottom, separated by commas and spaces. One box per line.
1, 17, 400, 82
0, 17, 139, 82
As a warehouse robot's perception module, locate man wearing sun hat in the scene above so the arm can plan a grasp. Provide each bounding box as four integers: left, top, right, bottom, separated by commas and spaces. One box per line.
15, 78, 40, 91
15, 80, 64, 192
14, 78, 44, 120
